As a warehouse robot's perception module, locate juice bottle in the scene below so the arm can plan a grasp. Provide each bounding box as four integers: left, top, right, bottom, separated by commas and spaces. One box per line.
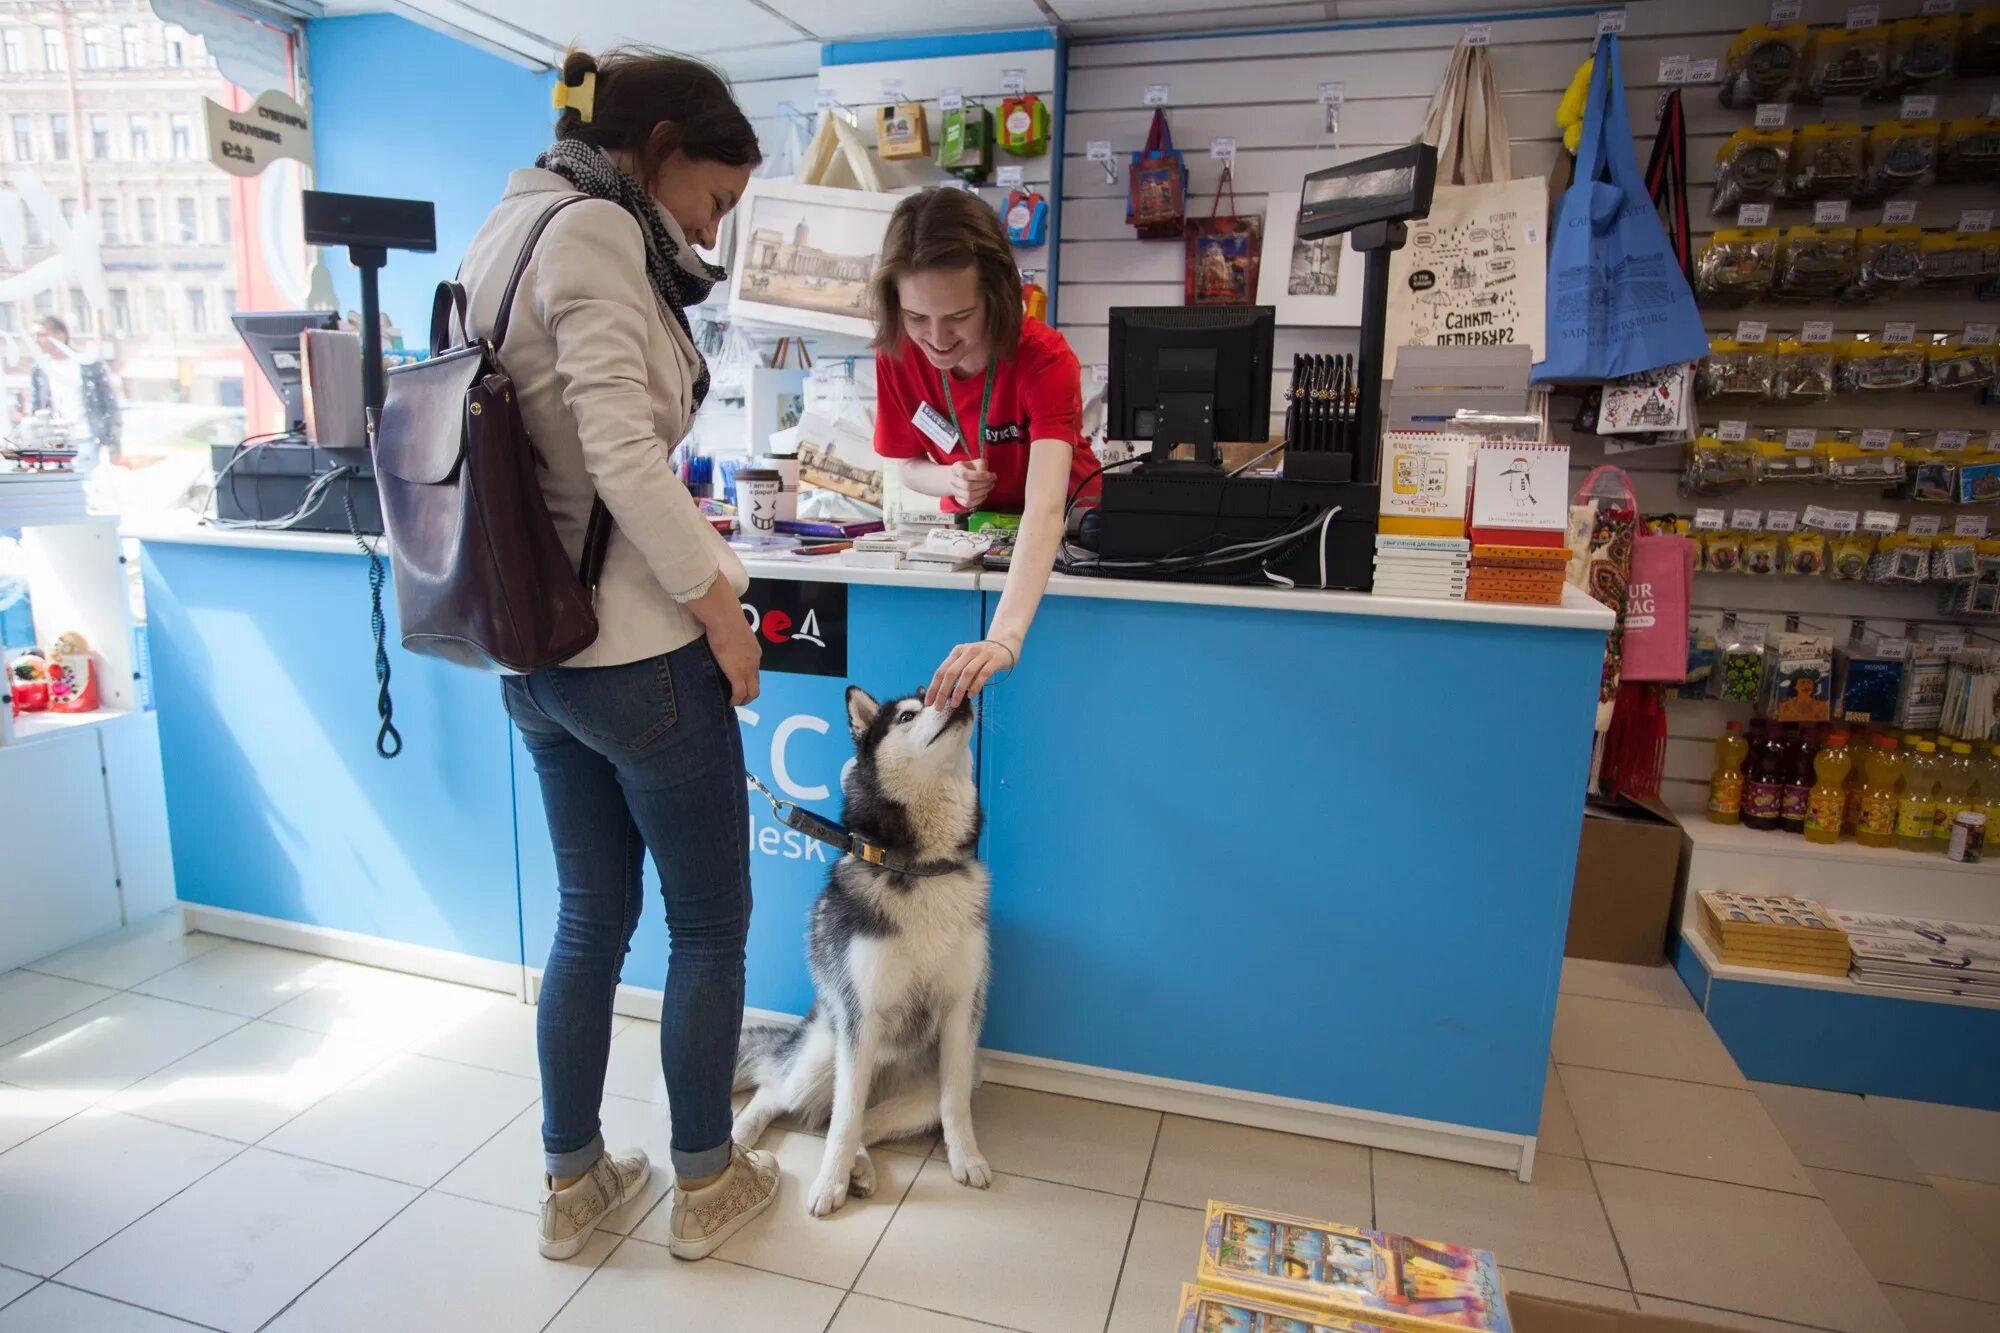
1897, 740, 1942, 852
1781, 725, 1816, 835
1856, 735, 1902, 848
1708, 722, 1751, 825
1804, 731, 1852, 845
1842, 727, 1871, 832
1743, 720, 1785, 832
1935, 742, 1977, 847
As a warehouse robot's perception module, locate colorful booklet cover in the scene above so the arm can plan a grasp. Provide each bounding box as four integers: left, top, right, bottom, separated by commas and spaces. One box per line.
1468, 443, 1568, 545
1379, 432, 1474, 538
1177, 1282, 1395, 1333
1198, 1202, 1511, 1333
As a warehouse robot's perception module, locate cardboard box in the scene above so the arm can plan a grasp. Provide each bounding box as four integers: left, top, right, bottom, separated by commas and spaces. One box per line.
1509, 1295, 1742, 1333
1565, 796, 1690, 966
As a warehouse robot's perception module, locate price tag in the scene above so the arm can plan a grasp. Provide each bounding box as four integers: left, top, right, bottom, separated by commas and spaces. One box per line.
1732, 508, 1765, 530
1954, 516, 1988, 539
1876, 637, 1910, 661
1847, 4, 1880, 29
1962, 209, 1995, 233
1786, 428, 1818, 451
1091, 363, 1109, 385
1738, 621, 1771, 649
880, 77, 906, 100
1902, 94, 1938, 120
1657, 55, 1689, 83
1210, 137, 1236, 161
1689, 57, 1720, 83
1804, 504, 1837, 531
1909, 515, 1943, 537
1463, 22, 1493, 45
1939, 429, 1972, 451
1695, 508, 1728, 531
814, 88, 836, 111
1863, 510, 1902, 535
1318, 81, 1345, 108
1019, 268, 1039, 285
1883, 321, 1916, 345
1922, 0, 1958, 12
938, 88, 963, 111
1832, 510, 1860, 534
1883, 199, 1918, 225
1738, 203, 1772, 226
1717, 420, 1750, 442
1737, 319, 1769, 343
1934, 629, 1971, 652
1755, 103, 1789, 129
1801, 320, 1835, 344
1143, 83, 1170, 106
941, 177, 975, 193
1770, 0, 1802, 19
1965, 323, 1998, 346
1815, 200, 1851, 225
1860, 428, 1894, 451
1767, 510, 1800, 533
1086, 140, 1113, 163
1001, 69, 1027, 96
995, 165, 1024, 189
1595, 9, 1626, 34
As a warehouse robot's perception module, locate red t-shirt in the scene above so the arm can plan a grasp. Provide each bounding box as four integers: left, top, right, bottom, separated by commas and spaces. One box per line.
873, 317, 1096, 514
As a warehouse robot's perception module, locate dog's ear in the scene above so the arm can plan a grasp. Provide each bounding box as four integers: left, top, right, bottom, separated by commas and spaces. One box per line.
845, 687, 880, 740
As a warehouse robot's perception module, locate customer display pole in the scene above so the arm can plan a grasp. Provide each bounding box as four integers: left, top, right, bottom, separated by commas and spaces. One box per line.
1346, 219, 1407, 487
348, 245, 388, 419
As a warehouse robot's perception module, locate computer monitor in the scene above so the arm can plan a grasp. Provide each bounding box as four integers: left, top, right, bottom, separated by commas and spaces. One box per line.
233, 310, 339, 435
1107, 305, 1275, 467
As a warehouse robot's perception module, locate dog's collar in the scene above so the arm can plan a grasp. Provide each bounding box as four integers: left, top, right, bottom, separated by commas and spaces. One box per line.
747, 773, 953, 877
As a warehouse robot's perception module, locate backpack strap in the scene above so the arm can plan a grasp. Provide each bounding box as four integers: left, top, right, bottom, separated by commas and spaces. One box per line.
490, 194, 588, 351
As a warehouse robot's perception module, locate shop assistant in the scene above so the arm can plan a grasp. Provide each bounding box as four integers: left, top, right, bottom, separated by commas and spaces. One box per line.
871, 187, 1096, 707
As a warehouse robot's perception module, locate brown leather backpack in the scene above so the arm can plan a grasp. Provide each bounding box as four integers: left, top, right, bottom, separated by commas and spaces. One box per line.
374, 196, 612, 674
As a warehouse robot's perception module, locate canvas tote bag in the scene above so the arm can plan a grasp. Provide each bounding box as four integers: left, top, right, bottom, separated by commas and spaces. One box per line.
1184, 165, 1262, 305
1383, 39, 1549, 378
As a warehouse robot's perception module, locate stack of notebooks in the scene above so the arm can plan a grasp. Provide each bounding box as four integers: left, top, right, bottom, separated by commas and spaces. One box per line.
1467, 544, 1571, 606
1696, 890, 1851, 977
1174, 1200, 1513, 1333
1833, 910, 2000, 1000
1374, 536, 1469, 601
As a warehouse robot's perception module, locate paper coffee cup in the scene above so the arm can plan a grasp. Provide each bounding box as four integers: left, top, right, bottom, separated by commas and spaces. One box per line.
737, 468, 783, 535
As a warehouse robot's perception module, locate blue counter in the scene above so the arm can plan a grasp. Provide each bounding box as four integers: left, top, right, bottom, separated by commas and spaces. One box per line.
135, 520, 1611, 1177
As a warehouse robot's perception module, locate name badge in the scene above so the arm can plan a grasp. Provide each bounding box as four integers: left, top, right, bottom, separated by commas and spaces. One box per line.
913, 402, 960, 450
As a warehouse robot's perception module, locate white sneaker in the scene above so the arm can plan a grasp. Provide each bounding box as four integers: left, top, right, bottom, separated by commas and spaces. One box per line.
666, 1144, 780, 1260
538, 1148, 650, 1260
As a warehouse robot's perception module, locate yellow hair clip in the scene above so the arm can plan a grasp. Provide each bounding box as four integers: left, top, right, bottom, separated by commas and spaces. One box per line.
552, 71, 596, 124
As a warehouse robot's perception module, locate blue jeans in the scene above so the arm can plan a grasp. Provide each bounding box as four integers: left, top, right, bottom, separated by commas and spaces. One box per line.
502, 637, 750, 1182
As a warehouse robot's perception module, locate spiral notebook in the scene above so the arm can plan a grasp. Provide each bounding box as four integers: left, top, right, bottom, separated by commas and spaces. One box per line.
1468, 442, 1568, 548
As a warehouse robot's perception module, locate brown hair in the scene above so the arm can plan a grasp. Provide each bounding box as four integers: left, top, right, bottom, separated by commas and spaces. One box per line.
870, 189, 1023, 359
555, 47, 761, 189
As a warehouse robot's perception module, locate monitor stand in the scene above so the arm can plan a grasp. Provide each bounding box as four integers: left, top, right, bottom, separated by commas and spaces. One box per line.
1144, 347, 1221, 471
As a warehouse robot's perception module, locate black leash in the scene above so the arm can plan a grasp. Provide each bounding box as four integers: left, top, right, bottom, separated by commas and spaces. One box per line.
345, 487, 402, 759
746, 773, 957, 877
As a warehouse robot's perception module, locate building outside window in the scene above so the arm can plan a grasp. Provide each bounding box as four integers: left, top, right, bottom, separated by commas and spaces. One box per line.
11, 113, 31, 160
59, 196, 75, 225
214, 196, 231, 244
81, 27, 102, 69
99, 197, 121, 244
145, 288, 167, 335
163, 32, 182, 66
222, 286, 235, 315
49, 112, 68, 159
109, 289, 130, 336
0, 303, 17, 333
40, 27, 62, 72
121, 24, 141, 67
176, 196, 196, 244
70, 287, 89, 333
186, 287, 207, 334
136, 196, 158, 244
129, 114, 148, 159
169, 112, 191, 158
23, 208, 41, 247
89, 112, 110, 159
2, 30, 21, 74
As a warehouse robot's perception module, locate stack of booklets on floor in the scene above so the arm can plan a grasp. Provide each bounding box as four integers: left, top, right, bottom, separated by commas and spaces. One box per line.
1832, 911, 2000, 999
1696, 890, 1851, 977
1176, 1200, 1513, 1333
1467, 544, 1570, 607
1374, 536, 1470, 601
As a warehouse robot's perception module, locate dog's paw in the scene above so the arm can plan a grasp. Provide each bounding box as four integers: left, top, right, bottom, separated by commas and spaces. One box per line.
848, 1148, 878, 1198
807, 1172, 850, 1218
730, 1110, 770, 1150
947, 1149, 992, 1190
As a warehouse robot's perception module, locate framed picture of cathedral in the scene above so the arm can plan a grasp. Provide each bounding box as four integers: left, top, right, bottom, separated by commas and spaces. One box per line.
727, 180, 901, 339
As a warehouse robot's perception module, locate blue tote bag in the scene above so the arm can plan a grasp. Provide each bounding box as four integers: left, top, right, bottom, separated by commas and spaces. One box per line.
1535, 35, 1709, 382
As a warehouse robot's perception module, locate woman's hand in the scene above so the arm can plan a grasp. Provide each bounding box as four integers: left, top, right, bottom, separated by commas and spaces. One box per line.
926, 635, 1018, 709
687, 578, 761, 706
949, 460, 996, 511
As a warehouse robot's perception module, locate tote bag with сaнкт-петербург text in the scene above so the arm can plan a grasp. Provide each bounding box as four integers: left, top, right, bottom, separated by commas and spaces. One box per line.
1382, 37, 1547, 379
1535, 33, 1708, 383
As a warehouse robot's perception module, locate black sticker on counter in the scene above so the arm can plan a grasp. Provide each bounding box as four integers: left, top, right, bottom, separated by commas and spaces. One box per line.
743, 579, 848, 677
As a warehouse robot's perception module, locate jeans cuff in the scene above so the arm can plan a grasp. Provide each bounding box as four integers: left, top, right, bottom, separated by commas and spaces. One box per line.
672, 1139, 733, 1182
546, 1131, 605, 1181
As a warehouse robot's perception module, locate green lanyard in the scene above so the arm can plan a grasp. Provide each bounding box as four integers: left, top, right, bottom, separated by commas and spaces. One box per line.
938, 363, 994, 463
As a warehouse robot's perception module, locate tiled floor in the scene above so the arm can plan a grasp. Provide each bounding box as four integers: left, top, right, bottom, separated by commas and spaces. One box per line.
2, 917, 1997, 1333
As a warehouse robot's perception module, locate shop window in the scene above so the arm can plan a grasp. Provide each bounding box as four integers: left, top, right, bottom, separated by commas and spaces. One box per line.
169, 113, 191, 158
49, 113, 69, 161
176, 196, 197, 244
82, 28, 103, 70
41, 28, 63, 72
99, 197, 120, 245
89, 114, 111, 160
10, 114, 30, 161
121, 25, 141, 67
2, 31, 21, 74
136, 197, 158, 245
129, 115, 149, 160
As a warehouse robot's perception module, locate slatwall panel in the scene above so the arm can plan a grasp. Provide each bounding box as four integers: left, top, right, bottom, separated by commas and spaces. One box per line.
1055, 1, 2000, 810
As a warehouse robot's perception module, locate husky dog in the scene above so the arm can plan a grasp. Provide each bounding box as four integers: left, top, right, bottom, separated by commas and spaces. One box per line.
732, 686, 992, 1217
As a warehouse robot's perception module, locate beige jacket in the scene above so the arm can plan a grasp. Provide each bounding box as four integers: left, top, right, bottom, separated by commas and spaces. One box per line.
458, 166, 747, 669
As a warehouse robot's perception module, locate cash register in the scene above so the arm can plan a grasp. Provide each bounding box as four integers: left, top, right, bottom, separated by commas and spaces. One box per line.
1080, 142, 1438, 590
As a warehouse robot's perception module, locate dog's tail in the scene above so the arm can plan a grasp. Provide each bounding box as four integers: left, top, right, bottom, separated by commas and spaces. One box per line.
733, 1013, 806, 1092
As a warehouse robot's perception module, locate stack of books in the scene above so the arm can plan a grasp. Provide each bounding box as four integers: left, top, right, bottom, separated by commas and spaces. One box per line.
1373, 536, 1469, 601
1834, 911, 2000, 1000
1185, 1200, 1512, 1333
1697, 890, 1851, 977
1467, 544, 1571, 606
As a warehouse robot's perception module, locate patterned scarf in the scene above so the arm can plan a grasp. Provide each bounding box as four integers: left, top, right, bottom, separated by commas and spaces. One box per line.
535, 138, 725, 408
